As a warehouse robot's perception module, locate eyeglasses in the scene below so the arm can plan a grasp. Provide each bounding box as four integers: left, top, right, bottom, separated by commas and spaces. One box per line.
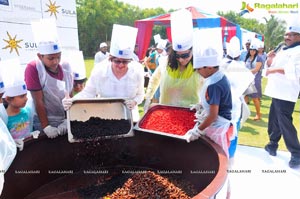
112, 59, 131, 65
175, 52, 190, 59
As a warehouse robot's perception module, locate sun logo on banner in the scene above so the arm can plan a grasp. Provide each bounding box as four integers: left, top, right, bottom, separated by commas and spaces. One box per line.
45, 0, 61, 19
239, 2, 254, 16
2, 31, 23, 56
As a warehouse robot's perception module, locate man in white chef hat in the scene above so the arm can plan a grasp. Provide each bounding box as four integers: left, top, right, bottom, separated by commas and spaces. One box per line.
264, 14, 300, 168
94, 42, 109, 65
62, 24, 145, 123
24, 18, 73, 139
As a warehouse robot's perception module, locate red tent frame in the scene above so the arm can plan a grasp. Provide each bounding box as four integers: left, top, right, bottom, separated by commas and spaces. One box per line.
134, 6, 241, 59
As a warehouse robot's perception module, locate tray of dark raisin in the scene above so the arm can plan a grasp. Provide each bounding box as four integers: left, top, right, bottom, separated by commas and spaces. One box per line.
67, 98, 134, 143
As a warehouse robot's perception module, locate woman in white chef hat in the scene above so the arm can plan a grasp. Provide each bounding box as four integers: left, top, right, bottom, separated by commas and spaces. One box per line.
24, 18, 73, 139
62, 24, 145, 122
144, 8, 203, 112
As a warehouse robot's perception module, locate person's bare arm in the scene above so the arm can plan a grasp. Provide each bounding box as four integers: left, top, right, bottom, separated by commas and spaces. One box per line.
199, 104, 219, 131
266, 50, 276, 67
30, 90, 48, 129
266, 67, 285, 76
252, 61, 263, 74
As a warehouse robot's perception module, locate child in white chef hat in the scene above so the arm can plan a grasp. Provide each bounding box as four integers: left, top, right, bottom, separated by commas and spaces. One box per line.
1, 59, 39, 151
61, 50, 87, 95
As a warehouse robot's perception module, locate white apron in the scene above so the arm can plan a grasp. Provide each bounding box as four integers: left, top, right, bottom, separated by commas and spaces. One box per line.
200, 71, 232, 158
221, 60, 254, 133
33, 60, 73, 130
0, 119, 16, 194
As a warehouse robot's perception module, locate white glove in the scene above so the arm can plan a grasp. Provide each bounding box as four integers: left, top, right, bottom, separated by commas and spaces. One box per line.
124, 100, 137, 110
195, 109, 208, 124
190, 103, 203, 112
31, 130, 40, 139
143, 98, 151, 113
185, 123, 204, 143
62, 97, 73, 111
14, 139, 24, 151
57, 120, 68, 135
43, 125, 59, 139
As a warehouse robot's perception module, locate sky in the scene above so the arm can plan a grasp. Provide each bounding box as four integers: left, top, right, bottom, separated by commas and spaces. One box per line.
117, 0, 299, 23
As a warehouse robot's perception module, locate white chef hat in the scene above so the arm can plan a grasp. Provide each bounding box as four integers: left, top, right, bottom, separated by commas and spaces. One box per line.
257, 40, 264, 49
193, 28, 223, 69
286, 14, 300, 34
66, 50, 86, 81
156, 39, 167, 50
100, 42, 107, 48
3, 81, 27, 98
227, 36, 241, 58
153, 34, 161, 44
171, 9, 193, 52
249, 38, 261, 50
110, 24, 138, 59
194, 47, 221, 69
31, 18, 61, 55
0, 59, 27, 98
245, 38, 251, 44
249, 43, 258, 50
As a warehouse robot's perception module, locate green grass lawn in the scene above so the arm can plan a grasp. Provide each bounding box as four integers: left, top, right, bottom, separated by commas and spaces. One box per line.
84, 59, 300, 151
84, 59, 94, 78
239, 78, 300, 151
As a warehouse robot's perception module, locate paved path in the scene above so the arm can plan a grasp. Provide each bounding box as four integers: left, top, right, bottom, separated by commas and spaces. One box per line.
229, 145, 300, 199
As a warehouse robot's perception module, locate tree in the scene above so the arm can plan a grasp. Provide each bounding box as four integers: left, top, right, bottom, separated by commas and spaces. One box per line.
263, 15, 286, 51
76, 0, 166, 57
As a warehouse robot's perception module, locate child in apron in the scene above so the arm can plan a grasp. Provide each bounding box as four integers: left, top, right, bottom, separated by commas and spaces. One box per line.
185, 46, 233, 158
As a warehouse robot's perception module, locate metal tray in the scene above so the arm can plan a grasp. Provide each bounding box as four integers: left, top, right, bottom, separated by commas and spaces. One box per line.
134, 104, 196, 140
67, 98, 134, 143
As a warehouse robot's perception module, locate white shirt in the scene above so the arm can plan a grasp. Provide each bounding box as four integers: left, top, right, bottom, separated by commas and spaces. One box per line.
132, 53, 139, 62
94, 51, 109, 65
75, 59, 145, 121
0, 103, 7, 125
264, 45, 300, 102
0, 119, 17, 195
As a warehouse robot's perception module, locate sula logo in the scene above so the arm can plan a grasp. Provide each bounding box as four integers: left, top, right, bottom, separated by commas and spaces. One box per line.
45, 0, 61, 19
239, 2, 254, 16
2, 31, 23, 56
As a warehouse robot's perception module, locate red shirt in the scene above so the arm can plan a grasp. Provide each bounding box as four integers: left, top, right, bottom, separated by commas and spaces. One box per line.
25, 60, 64, 91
